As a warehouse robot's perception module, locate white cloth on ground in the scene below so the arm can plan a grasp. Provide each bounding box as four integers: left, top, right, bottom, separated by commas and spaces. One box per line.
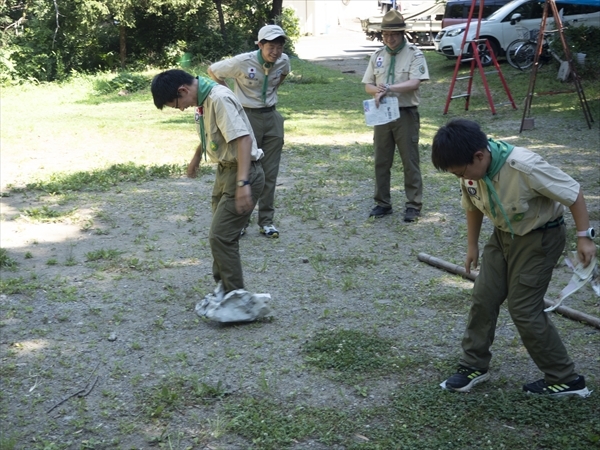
195, 282, 271, 322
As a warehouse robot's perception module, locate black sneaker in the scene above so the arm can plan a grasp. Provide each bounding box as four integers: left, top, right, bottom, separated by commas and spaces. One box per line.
443, 365, 490, 392
523, 375, 590, 398
404, 207, 421, 222
369, 205, 392, 218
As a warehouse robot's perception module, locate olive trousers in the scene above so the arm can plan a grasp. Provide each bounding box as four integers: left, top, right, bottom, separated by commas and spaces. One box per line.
372, 106, 422, 210
460, 224, 577, 384
244, 107, 284, 227
210, 160, 265, 293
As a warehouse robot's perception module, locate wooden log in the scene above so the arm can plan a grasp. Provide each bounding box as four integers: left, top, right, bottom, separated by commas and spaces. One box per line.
418, 252, 600, 330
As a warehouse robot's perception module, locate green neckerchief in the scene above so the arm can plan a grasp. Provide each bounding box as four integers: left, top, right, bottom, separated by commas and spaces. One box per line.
484, 138, 515, 237
196, 76, 217, 161
257, 49, 273, 105
385, 39, 406, 85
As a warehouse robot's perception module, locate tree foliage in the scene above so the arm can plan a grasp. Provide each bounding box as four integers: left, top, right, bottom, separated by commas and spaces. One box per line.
0, 0, 299, 83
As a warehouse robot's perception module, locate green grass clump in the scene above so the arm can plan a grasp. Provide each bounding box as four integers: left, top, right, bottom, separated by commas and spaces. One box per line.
25, 162, 190, 193
0, 248, 18, 269
0, 276, 40, 295
303, 329, 422, 381
20, 205, 76, 222
85, 249, 122, 262
140, 374, 227, 419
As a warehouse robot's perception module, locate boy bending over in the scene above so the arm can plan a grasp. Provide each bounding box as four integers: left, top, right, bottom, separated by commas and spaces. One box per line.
432, 119, 596, 397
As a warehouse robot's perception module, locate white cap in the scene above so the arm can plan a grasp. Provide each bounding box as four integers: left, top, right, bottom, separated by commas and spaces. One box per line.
255, 25, 287, 44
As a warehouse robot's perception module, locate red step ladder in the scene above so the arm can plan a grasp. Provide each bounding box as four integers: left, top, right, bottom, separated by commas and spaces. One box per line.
443, 0, 516, 115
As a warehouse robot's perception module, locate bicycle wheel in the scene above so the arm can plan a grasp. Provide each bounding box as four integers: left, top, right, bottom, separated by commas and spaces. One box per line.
512, 41, 537, 70
505, 39, 528, 70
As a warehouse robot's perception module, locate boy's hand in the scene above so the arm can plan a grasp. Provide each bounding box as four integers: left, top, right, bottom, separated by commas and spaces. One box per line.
187, 146, 202, 178
374, 91, 385, 108
187, 159, 200, 178
465, 244, 479, 274
577, 237, 597, 267
235, 184, 254, 215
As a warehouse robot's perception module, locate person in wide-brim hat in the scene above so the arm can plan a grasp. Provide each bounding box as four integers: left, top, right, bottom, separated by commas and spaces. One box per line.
377, 10, 407, 32
362, 5, 430, 222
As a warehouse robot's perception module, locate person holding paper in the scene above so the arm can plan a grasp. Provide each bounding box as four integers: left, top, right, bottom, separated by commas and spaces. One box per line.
362, 10, 430, 222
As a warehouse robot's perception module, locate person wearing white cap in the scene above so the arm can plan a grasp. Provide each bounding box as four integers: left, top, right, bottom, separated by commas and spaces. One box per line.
208, 24, 291, 239
362, 10, 429, 223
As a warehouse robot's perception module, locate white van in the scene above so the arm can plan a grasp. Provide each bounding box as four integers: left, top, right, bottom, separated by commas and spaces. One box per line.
434, 0, 600, 64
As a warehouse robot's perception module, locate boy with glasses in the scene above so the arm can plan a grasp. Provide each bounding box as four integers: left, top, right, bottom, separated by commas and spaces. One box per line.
432, 118, 596, 397
208, 25, 290, 238
151, 69, 266, 305
362, 10, 429, 222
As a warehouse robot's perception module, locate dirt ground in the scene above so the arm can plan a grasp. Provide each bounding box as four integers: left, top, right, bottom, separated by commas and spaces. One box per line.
1, 22, 599, 449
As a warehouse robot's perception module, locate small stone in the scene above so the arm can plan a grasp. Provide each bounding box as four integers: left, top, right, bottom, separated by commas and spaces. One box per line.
107, 332, 117, 342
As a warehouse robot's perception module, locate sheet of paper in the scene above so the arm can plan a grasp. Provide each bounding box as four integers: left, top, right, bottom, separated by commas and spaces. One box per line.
363, 96, 399, 127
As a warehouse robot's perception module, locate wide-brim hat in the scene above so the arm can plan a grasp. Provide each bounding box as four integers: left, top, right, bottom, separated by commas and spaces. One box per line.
378, 10, 406, 31
255, 25, 287, 44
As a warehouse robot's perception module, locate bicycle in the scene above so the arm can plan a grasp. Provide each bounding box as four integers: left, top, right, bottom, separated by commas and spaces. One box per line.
506, 28, 570, 80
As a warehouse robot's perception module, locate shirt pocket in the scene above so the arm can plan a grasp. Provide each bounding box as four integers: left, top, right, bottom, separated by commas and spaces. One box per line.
373, 67, 386, 80
396, 69, 411, 83
504, 198, 530, 223
241, 77, 259, 88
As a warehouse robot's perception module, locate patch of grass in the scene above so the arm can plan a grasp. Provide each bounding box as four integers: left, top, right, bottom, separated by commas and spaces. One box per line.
140, 374, 227, 419
20, 205, 76, 222
303, 329, 422, 383
222, 396, 351, 450
0, 276, 41, 295
85, 248, 122, 262
0, 248, 18, 269
216, 385, 600, 450
24, 163, 193, 194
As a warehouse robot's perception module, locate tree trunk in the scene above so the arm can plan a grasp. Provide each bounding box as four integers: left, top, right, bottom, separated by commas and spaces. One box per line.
119, 24, 126, 69
213, 0, 226, 37
270, 0, 283, 22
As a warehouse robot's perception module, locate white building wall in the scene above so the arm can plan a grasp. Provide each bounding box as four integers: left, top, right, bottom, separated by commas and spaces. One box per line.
284, 0, 381, 36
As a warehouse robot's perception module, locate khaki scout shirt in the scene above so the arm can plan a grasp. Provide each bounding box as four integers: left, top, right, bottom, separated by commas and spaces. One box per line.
362, 42, 429, 107
461, 146, 580, 236
196, 85, 263, 164
209, 51, 291, 108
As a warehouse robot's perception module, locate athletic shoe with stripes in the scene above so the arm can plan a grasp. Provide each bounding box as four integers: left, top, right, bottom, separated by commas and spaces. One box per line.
443, 365, 490, 392
523, 375, 591, 398
259, 224, 279, 238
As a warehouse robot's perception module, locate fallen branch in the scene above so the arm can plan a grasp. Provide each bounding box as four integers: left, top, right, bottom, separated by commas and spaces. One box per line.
46, 363, 100, 413
418, 252, 600, 330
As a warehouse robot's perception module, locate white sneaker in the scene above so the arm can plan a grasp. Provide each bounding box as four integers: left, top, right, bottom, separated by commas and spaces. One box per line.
259, 225, 279, 238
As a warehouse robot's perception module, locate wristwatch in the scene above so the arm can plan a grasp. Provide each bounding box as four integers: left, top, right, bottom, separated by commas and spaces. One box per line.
576, 227, 596, 239
237, 180, 250, 188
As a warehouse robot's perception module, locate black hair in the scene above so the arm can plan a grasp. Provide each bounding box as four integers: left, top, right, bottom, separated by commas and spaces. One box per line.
431, 119, 489, 171
151, 69, 195, 110
260, 36, 286, 45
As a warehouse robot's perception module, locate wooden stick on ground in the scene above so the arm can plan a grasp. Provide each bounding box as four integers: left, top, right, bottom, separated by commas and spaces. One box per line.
418, 252, 600, 330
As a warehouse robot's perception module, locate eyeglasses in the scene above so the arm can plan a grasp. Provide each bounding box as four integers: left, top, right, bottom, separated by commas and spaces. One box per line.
173, 85, 183, 109
456, 163, 469, 178
382, 32, 403, 38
